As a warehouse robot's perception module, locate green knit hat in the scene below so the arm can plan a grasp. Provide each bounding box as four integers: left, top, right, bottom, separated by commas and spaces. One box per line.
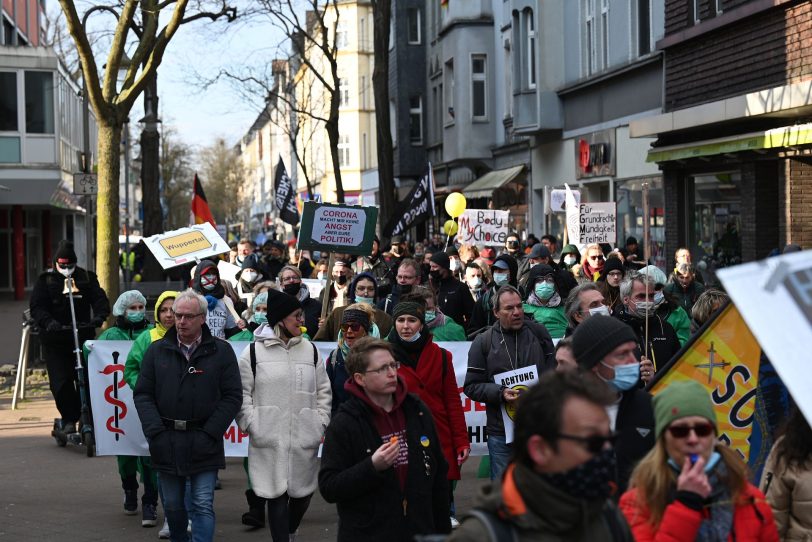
653, 380, 717, 440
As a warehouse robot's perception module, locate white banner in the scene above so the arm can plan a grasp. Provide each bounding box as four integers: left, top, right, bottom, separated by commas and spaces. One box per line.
87, 341, 488, 457
578, 202, 617, 244
144, 223, 229, 270
456, 210, 509, 246
493, 365, 539, 444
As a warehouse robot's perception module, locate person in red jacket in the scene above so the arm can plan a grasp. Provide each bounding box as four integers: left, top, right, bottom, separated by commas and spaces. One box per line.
619, 380, 779, 542
386, 299, 470, 527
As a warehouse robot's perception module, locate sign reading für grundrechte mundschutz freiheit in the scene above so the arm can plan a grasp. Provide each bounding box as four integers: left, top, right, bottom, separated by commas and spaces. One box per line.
297, 202, 378, 256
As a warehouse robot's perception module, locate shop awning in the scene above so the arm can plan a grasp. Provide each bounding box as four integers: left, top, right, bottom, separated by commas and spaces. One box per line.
647, 122, 812, 163
462, 165, 526, 198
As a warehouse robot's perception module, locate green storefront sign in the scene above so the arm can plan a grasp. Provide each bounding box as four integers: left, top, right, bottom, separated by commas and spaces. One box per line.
297, 202, 378, 256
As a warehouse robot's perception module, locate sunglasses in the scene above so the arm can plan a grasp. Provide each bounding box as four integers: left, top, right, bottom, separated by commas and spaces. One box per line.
667, 423, 714, 439
341, 322, 365, 333
589, 255, 605, 261
556, 431, 617, 454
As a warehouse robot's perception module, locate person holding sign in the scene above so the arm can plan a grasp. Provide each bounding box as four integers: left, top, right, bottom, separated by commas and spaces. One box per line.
318, 337, 451, 541
464, 285, 555, 480
619, 380, 779, 542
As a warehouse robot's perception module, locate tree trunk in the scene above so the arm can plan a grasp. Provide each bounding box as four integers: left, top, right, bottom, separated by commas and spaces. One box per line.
326, 112, 345, 203
139, 124, 164, 281
96, 122, 123, 314
372, 0, 396, 235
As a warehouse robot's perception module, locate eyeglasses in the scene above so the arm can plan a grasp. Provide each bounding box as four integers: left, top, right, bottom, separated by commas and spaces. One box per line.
364, 361, 400, 375
667, 423, 714, 439
173, 312, 203, 321
538, 275, 555, 284
340, 322, 365, 333
280, 276, 300, 284
607, 271, 623, 278
556, 431, 617, 454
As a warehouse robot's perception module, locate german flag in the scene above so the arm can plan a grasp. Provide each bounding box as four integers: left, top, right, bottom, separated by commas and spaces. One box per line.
190, 173, 216, 227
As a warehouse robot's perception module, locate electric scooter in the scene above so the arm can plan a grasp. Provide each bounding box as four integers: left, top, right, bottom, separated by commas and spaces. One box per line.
50, 272, 96, 457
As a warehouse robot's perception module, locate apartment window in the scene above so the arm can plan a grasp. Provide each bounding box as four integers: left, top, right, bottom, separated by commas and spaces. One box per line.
526, 10, 536, 89
409, 96, 423, 144
408, 9, 421, 44
25, 71, 54, 134
258, 131, 263, 161
336, 22, 349, 49
583, 0, 597, 76
637, 0, 651, 56
339, 78, 350, 107
338, 135, 350, 167
389, 18, 395, 51
389, 99, 397, 145
362, 133, 367, 169
471, 55, 487, 120
692, 0, 700, 23
444, 59, 454, 123
0, 72, 18, 131
715, 0, 723, 15
600, 0, 609, 69
360, 75, 367, 109
3, 19, 14, 45
360, 18, 366, 51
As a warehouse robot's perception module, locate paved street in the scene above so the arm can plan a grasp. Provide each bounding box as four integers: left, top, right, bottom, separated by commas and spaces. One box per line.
0, 397, 484, 541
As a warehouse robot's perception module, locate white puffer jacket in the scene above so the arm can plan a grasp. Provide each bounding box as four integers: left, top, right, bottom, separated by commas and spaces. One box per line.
236, 324, 332, 499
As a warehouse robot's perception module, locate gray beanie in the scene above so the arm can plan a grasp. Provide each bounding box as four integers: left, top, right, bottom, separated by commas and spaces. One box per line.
572, 315, 638, 370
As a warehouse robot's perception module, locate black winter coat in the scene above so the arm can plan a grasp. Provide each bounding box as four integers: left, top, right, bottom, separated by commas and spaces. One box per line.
433, 275, 475, 332
614, 388, 655, 495
134, 325, 242, 476
318, 393, 451, 542
29, 267, 110, 346
614, 307, 682, 371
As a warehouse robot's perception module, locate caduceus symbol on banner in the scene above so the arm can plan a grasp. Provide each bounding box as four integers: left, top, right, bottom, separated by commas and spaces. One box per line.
99, 351, 127, 441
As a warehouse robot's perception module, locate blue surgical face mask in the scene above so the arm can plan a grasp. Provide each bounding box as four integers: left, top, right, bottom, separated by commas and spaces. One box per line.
600, 361, 640, 391
668, 451, 721, 473
125, 310, 145, 323
493, 272, 509, 286
403, 330, 421, 343
425, 310, 436, 323
356, 296, 374, 305
254, 311, 268, 325
654, 291, 665, 307
535, 282, 555, 300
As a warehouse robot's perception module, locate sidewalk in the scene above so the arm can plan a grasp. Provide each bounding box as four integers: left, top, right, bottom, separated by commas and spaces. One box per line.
0, 397, 483, 541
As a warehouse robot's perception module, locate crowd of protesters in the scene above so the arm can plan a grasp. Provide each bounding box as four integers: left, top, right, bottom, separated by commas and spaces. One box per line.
28, 233, 809, 542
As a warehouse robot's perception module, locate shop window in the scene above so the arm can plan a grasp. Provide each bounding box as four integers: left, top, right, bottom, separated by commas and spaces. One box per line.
25, 71, 55, 134
616, 177, 666, 269
691, 172, 742, 267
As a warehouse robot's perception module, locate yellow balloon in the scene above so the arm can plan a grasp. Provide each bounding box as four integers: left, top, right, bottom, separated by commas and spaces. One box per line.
443, 219, 458, 236
445, 192, 467, 218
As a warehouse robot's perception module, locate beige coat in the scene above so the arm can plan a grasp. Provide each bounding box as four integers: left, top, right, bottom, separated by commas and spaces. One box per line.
761, 436, 812, 541
236, 325, 332, 499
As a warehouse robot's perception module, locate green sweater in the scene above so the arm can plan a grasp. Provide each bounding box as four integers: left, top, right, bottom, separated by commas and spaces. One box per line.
666, 306, 691, 347
123, 328, 161, 390
84, 324, 152, 390
429, 318, 467, 341
522, 304, 568, 339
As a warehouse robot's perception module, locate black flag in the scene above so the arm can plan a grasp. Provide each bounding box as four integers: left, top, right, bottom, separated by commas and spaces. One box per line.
274, 156, 300, 226
383, 164, 435, 239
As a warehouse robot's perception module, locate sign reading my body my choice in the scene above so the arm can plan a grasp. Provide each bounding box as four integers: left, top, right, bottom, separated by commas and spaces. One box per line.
297, 201, 379, 256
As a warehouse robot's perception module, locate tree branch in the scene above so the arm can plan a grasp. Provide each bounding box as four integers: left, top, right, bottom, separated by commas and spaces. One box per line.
102, 0, 139, 102
57, 0, 108, 119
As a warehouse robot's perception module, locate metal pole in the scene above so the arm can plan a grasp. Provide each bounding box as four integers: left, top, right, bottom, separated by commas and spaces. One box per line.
643, 183, 650, 360
124, 122, 130, 289
82, 84, 93, 271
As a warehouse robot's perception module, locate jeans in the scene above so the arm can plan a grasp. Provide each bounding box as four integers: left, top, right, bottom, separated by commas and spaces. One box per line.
487, 435, 513, 481
160, 470, 217, 542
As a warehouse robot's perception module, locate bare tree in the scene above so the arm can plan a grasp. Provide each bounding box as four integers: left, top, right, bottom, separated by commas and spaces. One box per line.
199, 138, 246, 230
159, 126, 195, 231
57, 0, 237, 307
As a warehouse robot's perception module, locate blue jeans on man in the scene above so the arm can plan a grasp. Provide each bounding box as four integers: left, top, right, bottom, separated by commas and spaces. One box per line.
487, 434, 512, 480
160, 470, 217, 542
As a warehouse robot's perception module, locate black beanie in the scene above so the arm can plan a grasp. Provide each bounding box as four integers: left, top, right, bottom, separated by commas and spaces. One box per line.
342, 308, 371, 332
54, 240, 78, 265
430, 251, 451, 270
266, 289, 302, 326
572, 315, 638, 370
393, 301, 425, 324
603, 257, 625, 276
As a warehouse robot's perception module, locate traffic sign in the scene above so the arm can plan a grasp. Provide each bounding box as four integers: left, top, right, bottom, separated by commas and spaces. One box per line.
73, 173, 98, 195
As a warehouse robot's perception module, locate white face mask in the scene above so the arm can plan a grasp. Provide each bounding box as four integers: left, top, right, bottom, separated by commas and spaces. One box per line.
468, 277, 483, 290
493, 272, 509, 286
57, 265, 76, 277
242, 270, 258, 283
564, 255, 576, 266
588, 305, 611, 317
450, 259, 460, 272
317, 271, 326, 280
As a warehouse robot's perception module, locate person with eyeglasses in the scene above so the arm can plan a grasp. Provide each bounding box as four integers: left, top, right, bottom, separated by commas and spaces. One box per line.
450, 370, 634, 542
315, 272, 393, 341
597, 256, 626, 313
579, 243, 607, 282
386, 298, 469, 527
319, 337, 451, 541
620, 380, 779, 542
326, 304, 377, 415
234, 288, 331, 542
378, 258, 422, 316
134, 289, 242, 542
572, 314, 655, 495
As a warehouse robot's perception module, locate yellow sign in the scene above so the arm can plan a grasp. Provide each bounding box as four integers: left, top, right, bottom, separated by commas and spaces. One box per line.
649, 304, 761, 460
158, 231, 212, 258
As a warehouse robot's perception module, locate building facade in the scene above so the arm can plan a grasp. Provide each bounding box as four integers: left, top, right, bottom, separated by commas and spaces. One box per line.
631, 0, 812, 271
1, 1, 96, 300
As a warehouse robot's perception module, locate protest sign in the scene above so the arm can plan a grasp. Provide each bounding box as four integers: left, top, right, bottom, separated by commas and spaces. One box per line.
88, 341, 489, 457
493, 366, 539, 443
577, 202, 617, 244
456, 210, 509, 246
297, 202, 378, 256
143, 223, 228, 269
550, 188, 580, 213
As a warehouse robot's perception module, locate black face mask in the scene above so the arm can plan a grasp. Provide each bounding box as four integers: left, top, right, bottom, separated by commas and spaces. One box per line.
399, 284, 413, 295
539, 448, 617, 501
429, 270, 443, 282
336, 275, 348, 285
507, 240, 520, 250
283, 283, 300, 296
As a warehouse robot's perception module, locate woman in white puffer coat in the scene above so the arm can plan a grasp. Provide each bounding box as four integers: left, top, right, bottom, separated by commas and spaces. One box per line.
236, 289, 332, 542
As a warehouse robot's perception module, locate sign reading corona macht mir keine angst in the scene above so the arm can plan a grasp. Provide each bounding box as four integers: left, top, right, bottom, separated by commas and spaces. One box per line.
297, 201, 378, 256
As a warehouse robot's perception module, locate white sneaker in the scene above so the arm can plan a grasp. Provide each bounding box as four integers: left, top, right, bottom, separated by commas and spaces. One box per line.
158, 519, 170, 539
450, 516, 460, 529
